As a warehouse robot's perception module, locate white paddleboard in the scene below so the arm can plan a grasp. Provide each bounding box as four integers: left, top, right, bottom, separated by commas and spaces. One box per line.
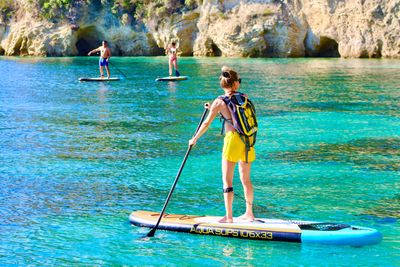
79, 77, 120, 82
130, 210, 382, 246
155, 76, 188, 82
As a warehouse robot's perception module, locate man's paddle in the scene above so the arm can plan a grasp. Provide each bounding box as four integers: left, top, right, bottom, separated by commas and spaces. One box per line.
147, 104, 209, 237
109, 61, 127, 78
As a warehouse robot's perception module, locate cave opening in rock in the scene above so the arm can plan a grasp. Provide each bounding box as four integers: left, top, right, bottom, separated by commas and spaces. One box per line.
12, 37, 23, 56
315, 37, 340, 57
75, 26, 104, 56
211, 42, 222, 57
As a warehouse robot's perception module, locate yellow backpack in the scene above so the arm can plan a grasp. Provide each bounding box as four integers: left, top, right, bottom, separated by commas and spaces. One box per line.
219, 92, 258, 162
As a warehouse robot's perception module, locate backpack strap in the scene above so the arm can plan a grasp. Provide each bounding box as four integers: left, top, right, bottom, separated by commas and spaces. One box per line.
241, 133, 257, 163
238, 135, 251, 163
218, 95, 233, 135
219, 114, 226, 135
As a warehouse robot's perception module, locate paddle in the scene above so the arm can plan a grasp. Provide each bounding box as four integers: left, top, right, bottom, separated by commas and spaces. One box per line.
90, 51, 127, 78
146, 104, 209, 237
108, 61, 127, 78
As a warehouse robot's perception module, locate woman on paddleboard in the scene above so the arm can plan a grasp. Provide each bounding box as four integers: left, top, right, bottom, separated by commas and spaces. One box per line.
189, 66, 256, 223
165, 42, 180, 77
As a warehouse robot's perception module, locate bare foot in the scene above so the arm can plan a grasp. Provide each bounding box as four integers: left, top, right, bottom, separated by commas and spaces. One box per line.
218, 216, 233, 223
238, 214, 255, 222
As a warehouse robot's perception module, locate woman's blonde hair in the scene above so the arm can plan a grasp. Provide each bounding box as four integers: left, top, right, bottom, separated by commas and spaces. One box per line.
219, 66, 239, 90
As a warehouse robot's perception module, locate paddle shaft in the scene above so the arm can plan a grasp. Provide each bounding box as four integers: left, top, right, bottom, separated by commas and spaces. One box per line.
147, 107, 209, 237
92, 51, 127, 78
109, 61, 127, 78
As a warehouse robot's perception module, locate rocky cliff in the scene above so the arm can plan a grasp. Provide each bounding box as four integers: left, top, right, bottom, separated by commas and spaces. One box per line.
0, 0, 399, 58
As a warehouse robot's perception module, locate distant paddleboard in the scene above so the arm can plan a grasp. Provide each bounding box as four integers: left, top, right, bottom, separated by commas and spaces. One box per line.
130, 210, 382, 246
155, 76, 188, 82
79, 77, 120, 82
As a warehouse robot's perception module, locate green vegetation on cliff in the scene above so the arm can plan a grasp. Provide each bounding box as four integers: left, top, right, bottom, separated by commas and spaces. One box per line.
17, 0, 203, 23
112, 0, 202, 24
38, 0, 74, 19
0, 0, 15, 21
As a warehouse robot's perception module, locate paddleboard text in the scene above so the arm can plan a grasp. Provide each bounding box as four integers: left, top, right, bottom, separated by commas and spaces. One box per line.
190, 226, 273, 240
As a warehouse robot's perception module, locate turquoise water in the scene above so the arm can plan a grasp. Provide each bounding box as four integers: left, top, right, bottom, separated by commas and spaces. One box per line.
0, 56, 399, 266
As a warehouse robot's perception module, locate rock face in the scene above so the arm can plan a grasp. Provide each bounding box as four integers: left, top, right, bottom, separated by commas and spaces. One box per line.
193, 2, 290, 57
2, 21, 75, 56
0, 1, 157, 57
0, 23, 5, 55
293, 0, 400, 58
0, 0, 399, 58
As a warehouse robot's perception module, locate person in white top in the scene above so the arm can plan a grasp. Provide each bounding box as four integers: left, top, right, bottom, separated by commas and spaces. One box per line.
165, 42, 180, 77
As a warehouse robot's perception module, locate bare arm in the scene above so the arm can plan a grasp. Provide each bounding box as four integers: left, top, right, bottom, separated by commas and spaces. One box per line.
88, 46, 100, 56
189, 100, 223, 147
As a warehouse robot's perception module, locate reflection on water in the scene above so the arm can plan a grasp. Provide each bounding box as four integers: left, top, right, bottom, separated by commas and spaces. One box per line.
247, 59, 400, 118
167, 81, 179, 93
222, 244, 235, 257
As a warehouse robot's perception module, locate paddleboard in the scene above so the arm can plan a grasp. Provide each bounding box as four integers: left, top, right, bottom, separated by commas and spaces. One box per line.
155, 76, 188, 82
130, 210, 382, 246
79, 77, 120, 82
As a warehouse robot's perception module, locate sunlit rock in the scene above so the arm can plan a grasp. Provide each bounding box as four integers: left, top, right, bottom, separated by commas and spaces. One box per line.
0, 0, 398, 58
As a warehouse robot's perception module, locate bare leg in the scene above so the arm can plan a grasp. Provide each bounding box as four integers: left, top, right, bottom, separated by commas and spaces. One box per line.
105, 65, 110, 78
219, 159, 236, 223
173, 60, 179, 76
99, 66, 104, 77
238, 161, 254, 221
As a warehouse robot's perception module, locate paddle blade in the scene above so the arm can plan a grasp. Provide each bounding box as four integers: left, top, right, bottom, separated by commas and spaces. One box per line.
146, 227, 156, 237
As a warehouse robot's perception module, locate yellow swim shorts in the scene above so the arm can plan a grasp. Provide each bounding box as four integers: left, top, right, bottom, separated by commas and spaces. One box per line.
222, 131, 256, 163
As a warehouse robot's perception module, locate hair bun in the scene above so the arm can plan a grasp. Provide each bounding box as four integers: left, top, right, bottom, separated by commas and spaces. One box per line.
219, 66, 239, 90
222, 71, 231, 78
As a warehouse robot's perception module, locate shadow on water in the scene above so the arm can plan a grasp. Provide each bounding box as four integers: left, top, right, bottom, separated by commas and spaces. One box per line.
264, 137, 400, 172
359, 194, 400, 222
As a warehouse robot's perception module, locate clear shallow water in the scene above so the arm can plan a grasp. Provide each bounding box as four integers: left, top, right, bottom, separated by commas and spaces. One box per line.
0, 56, 399, 266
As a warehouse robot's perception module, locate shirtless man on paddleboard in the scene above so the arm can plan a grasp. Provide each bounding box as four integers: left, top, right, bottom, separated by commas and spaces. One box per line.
88, 40, 111, 79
